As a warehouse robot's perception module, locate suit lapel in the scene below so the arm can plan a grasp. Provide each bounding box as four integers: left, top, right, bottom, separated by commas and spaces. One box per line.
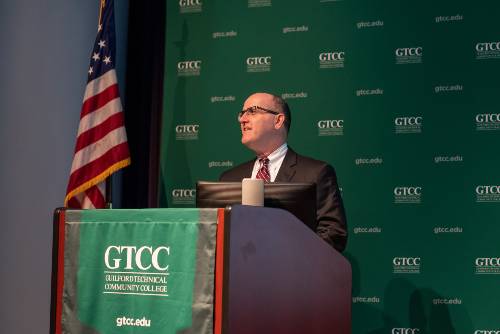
243, 159, 256, 178
275, 147, 297, 182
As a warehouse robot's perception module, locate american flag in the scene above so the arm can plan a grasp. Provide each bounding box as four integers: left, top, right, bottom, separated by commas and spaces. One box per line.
65, 0, 130, 209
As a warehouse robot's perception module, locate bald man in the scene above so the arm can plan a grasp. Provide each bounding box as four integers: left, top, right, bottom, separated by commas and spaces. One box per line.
220, 92, 347, 252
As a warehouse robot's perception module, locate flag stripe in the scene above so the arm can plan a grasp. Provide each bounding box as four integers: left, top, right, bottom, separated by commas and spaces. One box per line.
66, 157, 130, 207
83, 70, 118, 102
80, 195, 96, 209
67, 196, 81, 209
65, 147, 130, 205
85, 184, 106, 208
75, 112, 125, 152
81, 83, 120, 118
77, 97, 122, 136
71, 126, 127, 173
67, 143, 129, 190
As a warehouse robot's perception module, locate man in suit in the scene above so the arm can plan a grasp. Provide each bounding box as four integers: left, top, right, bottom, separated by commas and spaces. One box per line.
220, 92, 347, 252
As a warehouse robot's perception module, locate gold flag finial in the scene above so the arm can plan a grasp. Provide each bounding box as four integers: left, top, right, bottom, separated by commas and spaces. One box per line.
98, 0, 106, 28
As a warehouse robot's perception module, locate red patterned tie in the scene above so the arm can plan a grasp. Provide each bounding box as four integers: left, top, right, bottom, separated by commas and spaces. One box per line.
256, 157, 270, 183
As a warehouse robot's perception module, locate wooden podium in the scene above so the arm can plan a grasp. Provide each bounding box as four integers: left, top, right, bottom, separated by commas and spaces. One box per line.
51, 206, 351, 334
216, 205, 351, 334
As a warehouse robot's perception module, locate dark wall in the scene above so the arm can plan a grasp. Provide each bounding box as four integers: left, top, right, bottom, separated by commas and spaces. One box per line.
121, 1, 166, 209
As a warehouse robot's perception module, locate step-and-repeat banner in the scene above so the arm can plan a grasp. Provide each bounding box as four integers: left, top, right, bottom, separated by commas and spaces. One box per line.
159, 1, 500, 333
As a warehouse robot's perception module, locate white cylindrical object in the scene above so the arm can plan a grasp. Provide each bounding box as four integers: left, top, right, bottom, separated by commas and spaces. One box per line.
241, 178, 264, 206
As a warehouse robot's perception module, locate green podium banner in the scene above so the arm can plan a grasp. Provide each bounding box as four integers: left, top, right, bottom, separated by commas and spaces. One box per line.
57, 209, 218, 334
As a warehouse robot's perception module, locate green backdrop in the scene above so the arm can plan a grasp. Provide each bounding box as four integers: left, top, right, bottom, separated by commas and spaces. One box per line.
159, 1, 500, 332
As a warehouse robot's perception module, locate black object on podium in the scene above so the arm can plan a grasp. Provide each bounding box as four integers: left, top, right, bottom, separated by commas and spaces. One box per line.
220, 205, 351, 334
196, 181, 317, 231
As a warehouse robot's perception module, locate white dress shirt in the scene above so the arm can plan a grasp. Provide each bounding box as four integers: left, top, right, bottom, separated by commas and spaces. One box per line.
250, 143, 288, 182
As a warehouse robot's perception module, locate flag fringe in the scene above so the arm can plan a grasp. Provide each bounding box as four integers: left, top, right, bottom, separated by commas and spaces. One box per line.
64, 157, 130, 206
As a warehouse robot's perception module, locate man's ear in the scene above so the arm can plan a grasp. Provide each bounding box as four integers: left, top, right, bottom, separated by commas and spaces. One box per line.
274, 113, 285, 129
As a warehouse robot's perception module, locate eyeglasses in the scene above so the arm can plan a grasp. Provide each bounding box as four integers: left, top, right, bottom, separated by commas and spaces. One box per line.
238, 106, 280, 121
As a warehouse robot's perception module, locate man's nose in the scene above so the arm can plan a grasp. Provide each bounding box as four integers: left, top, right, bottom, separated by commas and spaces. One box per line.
239, 113, 249, 124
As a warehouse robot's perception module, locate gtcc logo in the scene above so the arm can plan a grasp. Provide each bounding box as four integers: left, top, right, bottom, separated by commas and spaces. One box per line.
394, 187, 422, 196
476, 113, 500, 131
392, 329, 420, 334
395, 47, 423, 64
395, 47, 422, 56
475, 185, 500, 203
476, 41, 500, 59
394, 116, 422, 134
179, 0, 202, 13
393, 257, 421, 274
317, 120, 344, 136
318, 120, 344, 128
177, 60, 202, 76
476, 185, 500, 194
175, 124, 199, 140
395, 117, 422, 126
177, 61, 201, 70
319, 52, 345, 61
104, 246, 170, 271
172, 189, 196, 197
172, 189, 196, 205
394, 186, 422, 204
246, 56, 271, 65
475, 257, 500, 266
180, 0, 202, 5
248, 0, 272, 8
475, 257, 500, 274
246, 56, 271, 72
319, 51, 345, 69
393, 257, 421, 266
476, 42, 500, 51
476, 114, 500, 123
175, 124, 199, 133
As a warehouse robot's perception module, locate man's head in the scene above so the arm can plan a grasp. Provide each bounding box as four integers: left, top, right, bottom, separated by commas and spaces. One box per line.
238, 92, 291, 156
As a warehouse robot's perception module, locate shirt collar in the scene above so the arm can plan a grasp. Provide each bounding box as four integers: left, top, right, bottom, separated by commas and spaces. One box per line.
266, 142, 288, 164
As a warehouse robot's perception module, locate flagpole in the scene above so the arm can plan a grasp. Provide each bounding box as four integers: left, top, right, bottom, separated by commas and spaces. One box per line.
98, 0, 106, 27
103, 0, 112, 209
105, 177, 112, 209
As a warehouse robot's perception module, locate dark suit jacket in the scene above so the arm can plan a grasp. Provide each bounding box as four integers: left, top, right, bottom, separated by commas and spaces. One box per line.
219, 147, 348, 252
